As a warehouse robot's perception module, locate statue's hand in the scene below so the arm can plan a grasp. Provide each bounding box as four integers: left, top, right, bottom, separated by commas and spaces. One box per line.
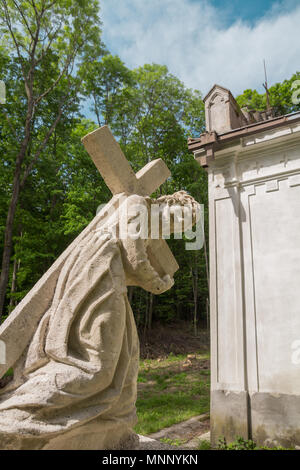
143, 273, 174, 295
160, 274, 175, 292
118, 194, 176, 295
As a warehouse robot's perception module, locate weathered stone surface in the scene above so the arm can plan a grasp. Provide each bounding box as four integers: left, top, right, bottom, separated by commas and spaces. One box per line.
82, 126, 171, 197
0, 126, 200, 450
149, 413, 209, 442
251, 392, 300, 448
203, 84, 247, 134
203, 84, 273, 136
149, 413, 210, 449
0, 127, 174, 380
193, 88, 300, 447
138, 435, 179, 450
210, 390, 249, 446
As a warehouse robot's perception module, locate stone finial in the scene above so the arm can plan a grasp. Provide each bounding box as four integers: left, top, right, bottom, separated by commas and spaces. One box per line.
203, 84, 248, 134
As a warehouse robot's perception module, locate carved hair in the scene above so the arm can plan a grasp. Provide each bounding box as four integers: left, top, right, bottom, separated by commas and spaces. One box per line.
153, 190, 196, 207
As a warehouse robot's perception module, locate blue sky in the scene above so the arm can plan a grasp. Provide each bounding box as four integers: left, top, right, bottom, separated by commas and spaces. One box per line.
201, 0, 281, 25
99, 0, 300, 97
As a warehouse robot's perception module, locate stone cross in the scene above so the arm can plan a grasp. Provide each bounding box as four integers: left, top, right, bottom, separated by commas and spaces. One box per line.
82, 126, 170, 196
82, 125, 179, 279
0, 126, 178, 378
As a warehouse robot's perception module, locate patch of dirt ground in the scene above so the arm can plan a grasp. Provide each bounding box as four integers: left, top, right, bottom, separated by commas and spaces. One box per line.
139, 321, 209, 359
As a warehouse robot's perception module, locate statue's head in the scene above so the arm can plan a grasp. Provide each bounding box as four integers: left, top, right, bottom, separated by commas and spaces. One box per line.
118, 191, 201, 295
153, 190, 201, 235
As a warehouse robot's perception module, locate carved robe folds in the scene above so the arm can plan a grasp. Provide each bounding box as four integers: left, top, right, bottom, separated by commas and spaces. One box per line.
0, 195, 169, 450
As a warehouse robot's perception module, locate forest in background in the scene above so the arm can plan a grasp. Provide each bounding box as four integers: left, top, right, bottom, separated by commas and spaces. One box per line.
0, 0, 299, 333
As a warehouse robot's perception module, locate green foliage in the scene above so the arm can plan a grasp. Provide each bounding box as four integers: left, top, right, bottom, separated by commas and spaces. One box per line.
218, 437, 257, 450
97, 62, 208, 328
83, 54, 133, 127
217, 436, 294, 450
1, 3, 299, 331
160, 437, 184, 447
236, 72, 300, 116
198, 440, 211, 450
135, 354, 210, 435
3, 368, 13, 378
0, 0, 209, 327
0, 0, 104, 317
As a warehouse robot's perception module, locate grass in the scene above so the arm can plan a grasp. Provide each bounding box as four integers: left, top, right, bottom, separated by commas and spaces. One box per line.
217, 437, 295, 450
3, 368, 13, 378
197, 437, 296, 451
160, 437, 185, 447
198, 440, 211, 450
134, 352, 210, 435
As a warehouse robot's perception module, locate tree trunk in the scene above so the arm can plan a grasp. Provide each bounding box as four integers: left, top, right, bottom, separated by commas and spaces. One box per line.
9, 256, 20, 312
147, 293, 154, 330
0, 92, 34, 320
0, 95, 65, 320
191, 256, 198, 336
206, 297, 209, 331
143, 292, 148, 337
0, 155, 23, 320
193, 271, 198, 336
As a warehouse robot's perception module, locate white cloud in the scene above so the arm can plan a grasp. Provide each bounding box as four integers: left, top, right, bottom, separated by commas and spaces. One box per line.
100, 0, 300, 97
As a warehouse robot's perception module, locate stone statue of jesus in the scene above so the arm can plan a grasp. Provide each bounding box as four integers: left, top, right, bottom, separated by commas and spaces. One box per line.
0, 187, 199, 450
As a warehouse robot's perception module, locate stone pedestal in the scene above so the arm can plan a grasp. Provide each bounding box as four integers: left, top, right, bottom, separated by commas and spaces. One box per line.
191, 98, 300, 447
